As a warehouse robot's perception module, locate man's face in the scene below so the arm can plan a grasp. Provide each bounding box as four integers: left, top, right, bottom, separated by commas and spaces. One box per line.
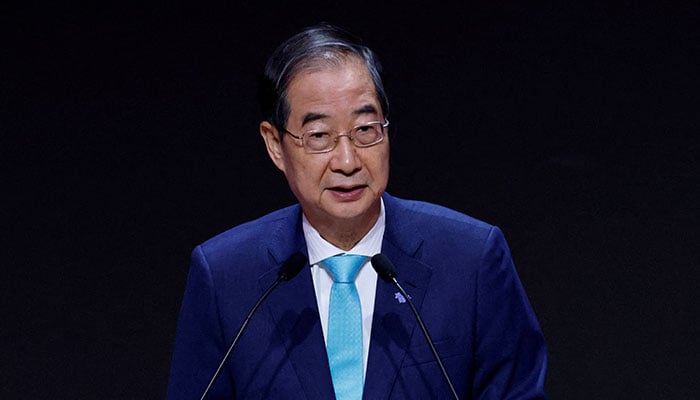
261, 57, 390, 236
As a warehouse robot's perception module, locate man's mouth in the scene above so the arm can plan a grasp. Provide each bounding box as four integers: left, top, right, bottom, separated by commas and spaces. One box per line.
329, 185, 365, 192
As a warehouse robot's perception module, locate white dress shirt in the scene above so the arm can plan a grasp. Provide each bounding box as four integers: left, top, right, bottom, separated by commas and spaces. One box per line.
302, 199, 385, 377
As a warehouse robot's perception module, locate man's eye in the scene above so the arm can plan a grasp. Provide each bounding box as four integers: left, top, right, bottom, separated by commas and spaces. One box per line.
308, 132, 329, 139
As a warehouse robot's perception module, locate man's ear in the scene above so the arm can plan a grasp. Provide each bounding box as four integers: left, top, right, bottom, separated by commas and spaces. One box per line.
260, 121, 286, 173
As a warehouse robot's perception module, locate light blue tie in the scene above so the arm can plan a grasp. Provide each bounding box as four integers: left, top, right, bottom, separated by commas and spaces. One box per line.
323, 254, 366, 400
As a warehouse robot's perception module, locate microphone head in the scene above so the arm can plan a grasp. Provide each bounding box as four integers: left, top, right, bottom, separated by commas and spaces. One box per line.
371, 254, 397, 282
278, 252, 307, 281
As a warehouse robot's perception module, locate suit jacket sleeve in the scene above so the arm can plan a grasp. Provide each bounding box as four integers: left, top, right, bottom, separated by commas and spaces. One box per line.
471, 226, 547, 399
166, 245, 234, 400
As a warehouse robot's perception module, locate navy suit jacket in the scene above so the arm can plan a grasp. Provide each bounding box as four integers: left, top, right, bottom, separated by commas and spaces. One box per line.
167, 194, 547, 399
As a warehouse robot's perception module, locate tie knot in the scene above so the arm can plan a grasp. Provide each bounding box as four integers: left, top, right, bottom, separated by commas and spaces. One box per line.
322, 254, 367, 283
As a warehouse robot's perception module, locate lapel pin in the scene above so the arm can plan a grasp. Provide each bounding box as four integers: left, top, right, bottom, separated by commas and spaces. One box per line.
394, 292, 406, 304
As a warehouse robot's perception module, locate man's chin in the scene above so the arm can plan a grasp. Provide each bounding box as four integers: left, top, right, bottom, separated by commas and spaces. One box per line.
325, 199, 380, 223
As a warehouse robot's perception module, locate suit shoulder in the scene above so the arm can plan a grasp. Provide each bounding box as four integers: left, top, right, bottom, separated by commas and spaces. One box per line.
384, 195, 509, 259
196, 204, 300, 257
390, 196, 495, 234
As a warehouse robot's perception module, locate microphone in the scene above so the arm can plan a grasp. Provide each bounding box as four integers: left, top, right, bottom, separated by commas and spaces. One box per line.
200, 252, 307, 400
371, 254, 461, 400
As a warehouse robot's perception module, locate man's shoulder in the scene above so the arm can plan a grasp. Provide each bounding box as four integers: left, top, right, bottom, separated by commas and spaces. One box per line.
384, 194, 509, 265
385, 194, 494, 233
197, 204, 301, 254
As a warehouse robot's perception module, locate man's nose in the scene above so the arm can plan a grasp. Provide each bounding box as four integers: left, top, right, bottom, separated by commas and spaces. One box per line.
329, 135, 361, 174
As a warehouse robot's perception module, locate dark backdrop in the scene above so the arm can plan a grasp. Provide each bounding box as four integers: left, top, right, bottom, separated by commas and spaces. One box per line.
3, 2, 698, 399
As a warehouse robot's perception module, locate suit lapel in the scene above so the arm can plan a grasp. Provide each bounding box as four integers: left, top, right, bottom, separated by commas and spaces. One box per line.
363, 195, 433, 399
257, 207, 336, 400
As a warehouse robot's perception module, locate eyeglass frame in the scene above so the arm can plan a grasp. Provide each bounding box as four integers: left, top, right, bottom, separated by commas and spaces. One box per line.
280, 119, 390, 154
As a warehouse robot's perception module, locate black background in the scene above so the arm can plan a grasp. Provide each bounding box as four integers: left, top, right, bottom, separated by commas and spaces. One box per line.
3, 1, 698, 399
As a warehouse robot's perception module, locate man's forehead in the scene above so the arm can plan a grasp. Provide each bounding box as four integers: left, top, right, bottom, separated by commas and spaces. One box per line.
285, 61, 380, 128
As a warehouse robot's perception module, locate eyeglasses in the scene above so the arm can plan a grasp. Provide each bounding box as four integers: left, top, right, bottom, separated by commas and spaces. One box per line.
282, 119, 389, 154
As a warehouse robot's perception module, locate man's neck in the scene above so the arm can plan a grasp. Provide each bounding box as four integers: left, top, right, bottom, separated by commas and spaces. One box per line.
315, 219, 375, 251
305, 207, 380, 251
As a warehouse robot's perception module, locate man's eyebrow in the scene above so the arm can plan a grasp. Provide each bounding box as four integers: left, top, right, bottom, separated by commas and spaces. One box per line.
300, 104, 378, 127
353, 104, 378, 116
301, 113, 329, 126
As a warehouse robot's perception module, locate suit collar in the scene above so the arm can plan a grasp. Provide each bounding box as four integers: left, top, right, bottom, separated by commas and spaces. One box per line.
382, 193, 424, 258
265, 204, 308, 265
261, 193, 423, 263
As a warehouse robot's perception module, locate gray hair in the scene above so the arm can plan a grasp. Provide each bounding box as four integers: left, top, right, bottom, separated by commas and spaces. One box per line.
259, 23, 389, 135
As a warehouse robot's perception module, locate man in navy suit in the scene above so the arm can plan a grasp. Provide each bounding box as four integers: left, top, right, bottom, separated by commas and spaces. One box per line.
167, 23, 547, 399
